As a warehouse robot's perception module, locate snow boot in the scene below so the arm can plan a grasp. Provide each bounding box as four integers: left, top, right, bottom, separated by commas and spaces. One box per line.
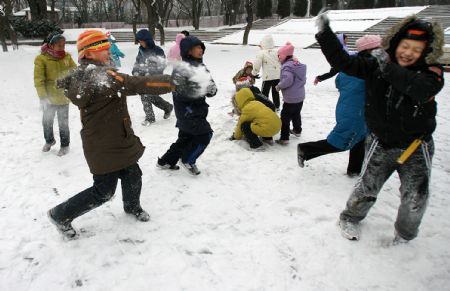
163, 105, 173, 119
297, 144, 305, 168
42, 140, 56, 152
47, 209, 77, 239
262, 137, 274, 145
128, 208, 150, 222
339, 219, 360, 241
290, 129, 301, 137
393, 231, 409, 245
141, 119, 155, 126
182, 163, 201, 175
276, 139, 289, 145
156, 158, 180, 170
57, 146, 70, 157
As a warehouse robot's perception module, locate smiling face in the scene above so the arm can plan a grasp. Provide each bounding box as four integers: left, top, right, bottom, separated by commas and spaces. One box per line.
395, 38, 426, 67
86, 49, 111, 64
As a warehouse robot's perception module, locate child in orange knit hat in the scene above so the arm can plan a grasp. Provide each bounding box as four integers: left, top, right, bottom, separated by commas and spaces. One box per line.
48, 30, 175, 239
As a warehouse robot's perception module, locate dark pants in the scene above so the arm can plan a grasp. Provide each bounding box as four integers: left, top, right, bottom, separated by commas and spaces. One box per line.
280, 102, 303, 140
43, 104, 70, 147
340, 134, 434, 240
262, 79, 280, 109
50, 163, 143, 223
241, 122, 263, 148
298, 138, 365, 174
159, 130, 213, 166
141, 94, 173, 122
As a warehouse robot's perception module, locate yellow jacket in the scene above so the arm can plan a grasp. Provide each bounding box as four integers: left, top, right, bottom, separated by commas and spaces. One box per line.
34, 52, 77, 105
233, 88, 281, 139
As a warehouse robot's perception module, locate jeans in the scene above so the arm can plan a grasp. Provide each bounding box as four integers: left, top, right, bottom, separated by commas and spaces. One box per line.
43, 104, 70, 147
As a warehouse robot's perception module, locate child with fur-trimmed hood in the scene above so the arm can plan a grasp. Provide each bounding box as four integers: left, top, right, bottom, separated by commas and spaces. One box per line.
315, 15, 445, 243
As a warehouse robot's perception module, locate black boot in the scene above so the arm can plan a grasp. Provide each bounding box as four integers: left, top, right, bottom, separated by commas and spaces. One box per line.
241, 122, 263, 149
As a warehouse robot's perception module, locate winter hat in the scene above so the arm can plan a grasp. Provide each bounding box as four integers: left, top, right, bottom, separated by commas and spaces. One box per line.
356, 35, 382, 52
278, 42, 295, 63
44, 31, 65, 45
77, 30, 111, 60
235, 76, 252, 91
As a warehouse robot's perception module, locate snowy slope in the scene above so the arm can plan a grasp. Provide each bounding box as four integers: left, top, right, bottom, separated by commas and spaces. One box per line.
0, 41, 450, 291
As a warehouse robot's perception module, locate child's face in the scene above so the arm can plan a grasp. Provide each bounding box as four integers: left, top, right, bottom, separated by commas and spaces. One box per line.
49, 39, 66, 52
189, 45, 204, 59
86, 49, 111, 64
395, 39, 426, 67
139, 40, 147, 48
245, 67, 252, 75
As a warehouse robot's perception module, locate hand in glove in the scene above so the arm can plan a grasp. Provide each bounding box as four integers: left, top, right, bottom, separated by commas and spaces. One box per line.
315, 11, 330, 33
252, 74, 260, 79
313, 77, 320, 86
40, 98, 50, 111
229, 135, 236, 141
206, 82, 218, 97
275, 85, 281, 92
371, 48, 390, 72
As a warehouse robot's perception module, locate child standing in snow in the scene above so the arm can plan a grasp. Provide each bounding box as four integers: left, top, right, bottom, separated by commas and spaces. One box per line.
106, 31, 125, 68
275, 42, 306, 145
298, 34, 381, 177
47, 30, 174, 239
133, 29, 174, 125
230, 88, 281, 150
157, 36, 217, 175
34, 31, 77, 156
252, 34, 282, 111
168, 33, 185, 62
315, 15, 445, 242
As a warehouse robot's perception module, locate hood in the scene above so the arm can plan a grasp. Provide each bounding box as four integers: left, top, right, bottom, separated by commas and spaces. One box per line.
381, 15, 444, 65
175, 33, 185, 45
136, 29, 156, 49
234, 88, 255, 110
260, 34, 275, 50
180, 36, 205, 61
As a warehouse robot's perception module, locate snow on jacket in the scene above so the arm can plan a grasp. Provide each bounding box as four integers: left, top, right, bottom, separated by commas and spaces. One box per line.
252, 35, 281, 81
132, 29, 166, 76
172, 36, 217, 135
56, 59, 174, 174
327, 72, 368, 150
34, 52, 76, 105
316, 16, 445, 148
168, 33, 185, 61
233, 88, 281, 140
109, 39, 125, 68
278, 57, 307, 103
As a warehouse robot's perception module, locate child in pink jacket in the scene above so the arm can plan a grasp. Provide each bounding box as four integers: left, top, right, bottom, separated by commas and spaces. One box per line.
168, 33, 185, 62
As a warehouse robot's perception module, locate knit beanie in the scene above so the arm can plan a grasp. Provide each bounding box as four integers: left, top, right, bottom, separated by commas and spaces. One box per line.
278, 42, 295, 63
356, 35, 382, 52
77, 30, 111, 60
235, 76, 252, 91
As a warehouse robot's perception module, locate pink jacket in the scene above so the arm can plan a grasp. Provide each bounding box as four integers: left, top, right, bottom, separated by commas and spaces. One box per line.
168, 33, 185, 61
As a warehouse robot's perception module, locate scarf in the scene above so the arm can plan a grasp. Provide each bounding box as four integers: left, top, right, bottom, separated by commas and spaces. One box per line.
41, 44, 66, 59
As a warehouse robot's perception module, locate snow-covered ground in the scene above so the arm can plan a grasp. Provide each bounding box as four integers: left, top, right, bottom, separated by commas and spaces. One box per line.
215, 6, 427, 47
1, 38, 450, 291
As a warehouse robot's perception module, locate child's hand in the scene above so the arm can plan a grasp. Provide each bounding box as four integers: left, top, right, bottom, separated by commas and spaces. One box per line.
275, 85, 280, 92
371, 49, 390, 72
313, 77, 320, 85
229, 135, 236, 141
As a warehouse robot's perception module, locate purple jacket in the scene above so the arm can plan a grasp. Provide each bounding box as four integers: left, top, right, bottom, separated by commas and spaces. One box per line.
278, 58, 307, 103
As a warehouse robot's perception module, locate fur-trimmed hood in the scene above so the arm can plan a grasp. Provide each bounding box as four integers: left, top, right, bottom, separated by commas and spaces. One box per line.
381, 15, 444, 65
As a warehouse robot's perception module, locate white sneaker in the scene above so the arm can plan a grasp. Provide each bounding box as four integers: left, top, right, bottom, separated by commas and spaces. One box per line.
141, 120, 155, 126
57, 146, 70, 156
163, 106, 173, 119
182, 163, 201, 175
339, 220, 360, 241
42, 140, 56, 152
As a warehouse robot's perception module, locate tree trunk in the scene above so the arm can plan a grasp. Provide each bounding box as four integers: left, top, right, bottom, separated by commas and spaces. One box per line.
157, 22, 165, 45
306, 0, 311, 17
0, 15, 8, 52
243, 0, 254, 45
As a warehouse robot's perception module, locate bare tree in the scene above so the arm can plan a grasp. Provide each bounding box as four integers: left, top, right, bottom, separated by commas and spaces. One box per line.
242, 0, 254, 45
26, 0, 47, 20
70, 0, 89, 22
177, 0, 203, 30
0, 0, 19, 52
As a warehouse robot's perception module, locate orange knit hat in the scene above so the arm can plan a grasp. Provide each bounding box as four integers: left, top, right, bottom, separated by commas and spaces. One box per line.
77, 30, 111, 60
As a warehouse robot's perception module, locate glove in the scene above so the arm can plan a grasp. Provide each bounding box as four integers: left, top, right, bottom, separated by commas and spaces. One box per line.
315, 11, 330, 33
275, 85, 280, 92
206, 82, 217, 97
229, 135, 236, 141
371, 48, 390, 72
252, 74, 260, 79
313, 77, 320, 86
40, 99, 50, 111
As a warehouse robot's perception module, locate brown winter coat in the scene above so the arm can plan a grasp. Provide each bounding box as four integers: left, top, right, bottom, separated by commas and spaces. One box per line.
57, 59, 175, 174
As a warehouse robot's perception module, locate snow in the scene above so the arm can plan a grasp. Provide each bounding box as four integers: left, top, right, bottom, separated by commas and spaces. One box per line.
1, 31, 450, 291
214, 6, 427, 47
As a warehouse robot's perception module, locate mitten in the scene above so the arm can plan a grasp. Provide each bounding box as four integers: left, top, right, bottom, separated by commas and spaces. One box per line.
371, 48, 390, 72
229, 135, 236, 141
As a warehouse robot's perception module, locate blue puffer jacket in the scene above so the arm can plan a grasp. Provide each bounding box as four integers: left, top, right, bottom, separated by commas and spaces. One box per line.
172, 36, 217, 135
109, 39, 125, 68
327, 72, 368, 150
132, 29, 166, 76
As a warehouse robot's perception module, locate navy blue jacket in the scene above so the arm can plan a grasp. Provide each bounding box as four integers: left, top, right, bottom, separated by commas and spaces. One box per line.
132, 29, 166, 76
172, 36, 217, 135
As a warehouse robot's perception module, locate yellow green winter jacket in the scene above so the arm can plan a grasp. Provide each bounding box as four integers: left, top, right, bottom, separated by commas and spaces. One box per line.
34, 52, 77, 105
233, 88, 281, 139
